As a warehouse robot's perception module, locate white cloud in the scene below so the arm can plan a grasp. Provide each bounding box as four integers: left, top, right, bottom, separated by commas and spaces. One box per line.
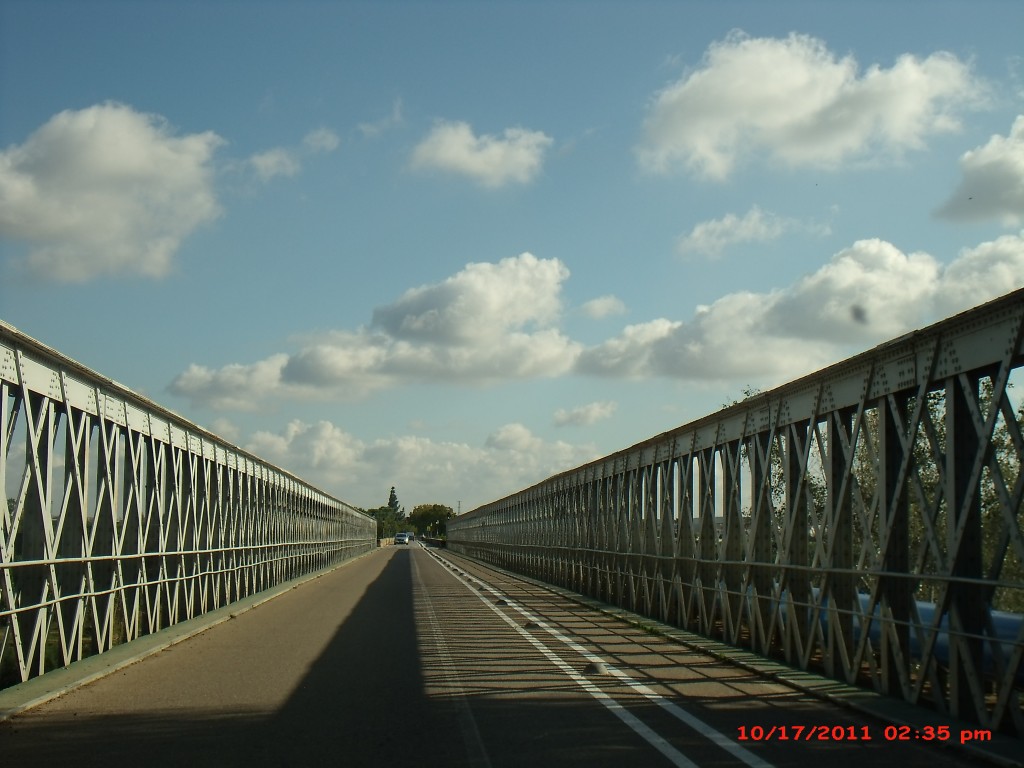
249, 147, 302, 181
576, 233, 1024, 384
249, 420, 367, 480
677, 206, 821, 257
169, 354, 289, 410
764, 238, 942, 343
575, 318, 685, 379
169, 236, 1024, 412
937, 115, 1024, 226
358, 99, 403, 138
637, 32, 984, 180
246, 418, 595, 510
553, 401, 617, 427
372, 252, 567, 343
581, 295, 627, 318
169, 253, 581, 409
0, 102, 223, 280
208, 417, 242, 443
410, 120, 553, 187
246, 127, 340, 182
935, 232, 1024, 315
303, 127, 341, 153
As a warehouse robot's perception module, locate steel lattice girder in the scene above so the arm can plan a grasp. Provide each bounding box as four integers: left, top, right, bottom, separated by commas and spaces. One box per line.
0, 321, 376, 686
449, 288, 1024, 736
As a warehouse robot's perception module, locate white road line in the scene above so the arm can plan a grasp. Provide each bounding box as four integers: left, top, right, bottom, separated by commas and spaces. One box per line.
428, 550, 775, 768
430, 552, 701, 768
412, 556, 493, 768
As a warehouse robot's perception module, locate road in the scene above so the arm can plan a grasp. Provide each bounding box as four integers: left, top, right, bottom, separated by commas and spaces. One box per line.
0, 544, 1004, 767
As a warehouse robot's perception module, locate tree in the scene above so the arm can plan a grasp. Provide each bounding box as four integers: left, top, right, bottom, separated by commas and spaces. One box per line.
363, 505, 402, 539
387, 487, 405, 519
408, 504, 455, 538
362, 488, 408, 539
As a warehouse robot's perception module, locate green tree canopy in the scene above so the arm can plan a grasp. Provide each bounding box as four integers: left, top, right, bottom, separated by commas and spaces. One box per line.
408, 504, 455, 538
363, 505, 403, 539
387, 486, 405, 518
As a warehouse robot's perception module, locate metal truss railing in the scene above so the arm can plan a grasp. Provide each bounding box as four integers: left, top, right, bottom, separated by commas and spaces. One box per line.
1, 321, 376, 688
449, 289, 1024, 735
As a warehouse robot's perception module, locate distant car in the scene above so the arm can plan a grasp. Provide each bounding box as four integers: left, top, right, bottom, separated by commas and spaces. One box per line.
394, 533, 409, 545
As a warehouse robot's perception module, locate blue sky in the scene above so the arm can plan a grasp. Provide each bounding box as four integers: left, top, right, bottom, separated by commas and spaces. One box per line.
2, 0, 1023, 512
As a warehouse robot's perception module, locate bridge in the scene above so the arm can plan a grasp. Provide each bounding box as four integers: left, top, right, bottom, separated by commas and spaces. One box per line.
1, 290, 1023, 766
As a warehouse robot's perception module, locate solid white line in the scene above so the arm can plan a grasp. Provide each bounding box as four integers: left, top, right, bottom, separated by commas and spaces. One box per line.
429, 550, 775, 768
436, 555, 701, 768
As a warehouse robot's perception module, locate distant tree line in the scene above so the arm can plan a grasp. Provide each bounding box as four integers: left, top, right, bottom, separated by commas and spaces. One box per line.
359, 488, 455, 540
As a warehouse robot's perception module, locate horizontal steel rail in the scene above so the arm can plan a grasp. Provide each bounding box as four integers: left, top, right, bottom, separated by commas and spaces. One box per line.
1, 320, 376, 688
449, 288, 1024, 735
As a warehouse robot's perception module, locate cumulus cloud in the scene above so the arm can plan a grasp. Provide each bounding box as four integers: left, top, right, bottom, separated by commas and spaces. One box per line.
676, 206, 829, 257
0, 102, 223, 280
761, 239, 942, 343
576, 233, 1024, 383
581, 295, 627, 319
246, 419, 595, 510
372, 253, 566, 343
169, 253, 581, 409
553, 401, 617, 428
169, 237, 1024, 412
937, 115, 1024, 226
935, 232, 1024, 315
575, 318, 688, 379
410, 120, 553, 187
246, 127, 340, 182
637, 32, 984, 180
248, 420, 366, 480
170, 354, 290, 410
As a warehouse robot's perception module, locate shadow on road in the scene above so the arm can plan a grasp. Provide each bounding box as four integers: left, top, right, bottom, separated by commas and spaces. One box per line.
0, 550, 448, 767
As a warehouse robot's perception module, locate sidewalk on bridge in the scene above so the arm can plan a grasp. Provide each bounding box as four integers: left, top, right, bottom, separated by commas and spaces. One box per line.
0, 549, 378, 722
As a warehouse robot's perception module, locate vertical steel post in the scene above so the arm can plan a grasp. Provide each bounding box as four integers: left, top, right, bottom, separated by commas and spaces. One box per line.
946, 374, 985, 721
879, 393, 911, 696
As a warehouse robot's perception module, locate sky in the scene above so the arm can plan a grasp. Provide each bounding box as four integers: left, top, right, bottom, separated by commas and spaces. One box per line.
2, 0, 1023, 514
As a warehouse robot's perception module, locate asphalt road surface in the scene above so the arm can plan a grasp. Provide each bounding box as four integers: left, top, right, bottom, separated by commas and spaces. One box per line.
0, 544, 1005, 767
